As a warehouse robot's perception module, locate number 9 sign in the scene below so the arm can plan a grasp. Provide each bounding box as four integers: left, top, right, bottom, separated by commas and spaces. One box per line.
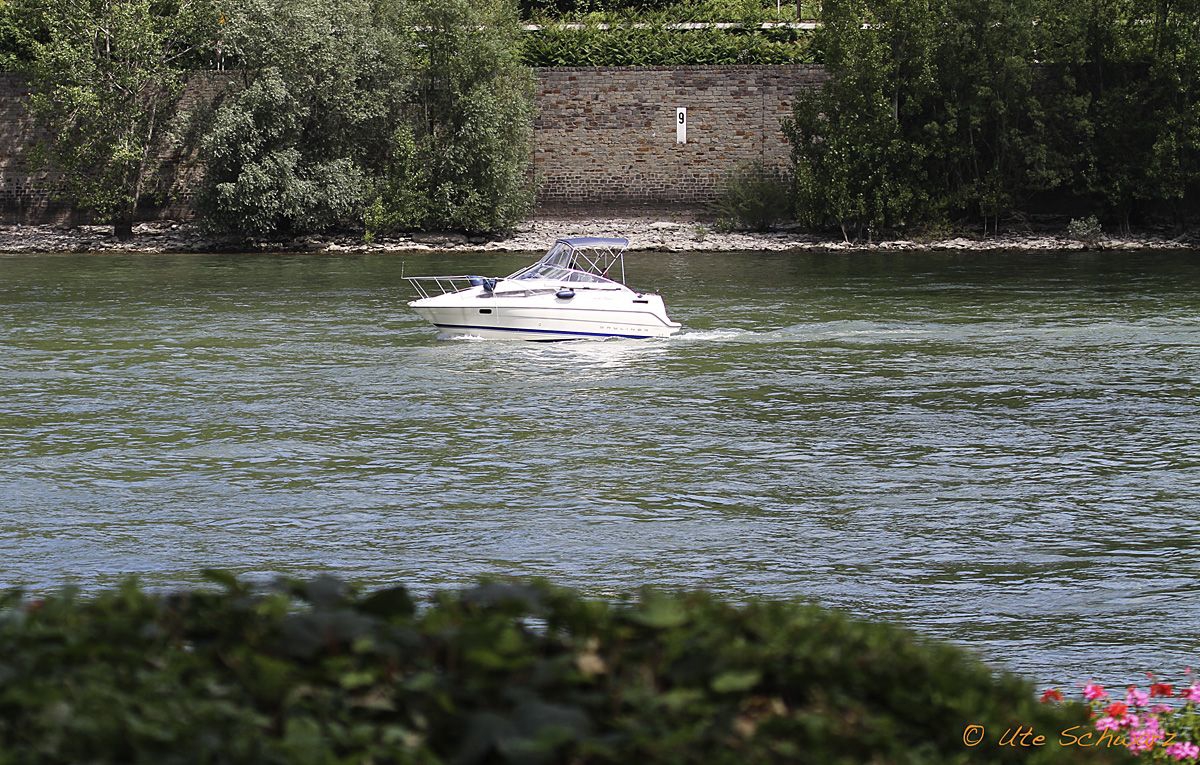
676, 107, 687, 144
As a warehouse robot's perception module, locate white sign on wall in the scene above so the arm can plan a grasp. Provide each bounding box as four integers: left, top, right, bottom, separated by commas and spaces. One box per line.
676, 107, 687, 144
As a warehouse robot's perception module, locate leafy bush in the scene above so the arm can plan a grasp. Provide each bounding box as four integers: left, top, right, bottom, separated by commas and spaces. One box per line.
520, 0, 676, 18
0, 574, 1129, 764
519, 0, 821, 23
197, 71, 372, 234
713, 160, 792, 231
193, 0, 409, 236
1067, 216, 1103, 245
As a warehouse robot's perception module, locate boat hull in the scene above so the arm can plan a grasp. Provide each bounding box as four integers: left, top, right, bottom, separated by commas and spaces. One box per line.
409, 286, 681, 341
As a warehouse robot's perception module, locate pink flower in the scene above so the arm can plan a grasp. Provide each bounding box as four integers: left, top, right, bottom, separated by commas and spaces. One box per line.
1084, 682, 1109, 701
1095, 716, 1121, 731
1128, 724, 1163, 754
1181, 684, 1200, 703
1127, 686, 1150, 707
1166, 741, 1200, 761
1152, 703, 1174, 714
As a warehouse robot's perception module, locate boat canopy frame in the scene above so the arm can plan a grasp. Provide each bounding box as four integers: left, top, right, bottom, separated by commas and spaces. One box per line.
507, 237, 629, 285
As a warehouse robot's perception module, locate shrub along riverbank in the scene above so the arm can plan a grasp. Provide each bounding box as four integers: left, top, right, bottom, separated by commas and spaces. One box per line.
0, 574, 1129, 763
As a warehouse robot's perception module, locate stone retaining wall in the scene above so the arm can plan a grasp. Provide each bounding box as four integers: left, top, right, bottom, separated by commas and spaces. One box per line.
0, 65, 826, 222
533, 65, 825, 209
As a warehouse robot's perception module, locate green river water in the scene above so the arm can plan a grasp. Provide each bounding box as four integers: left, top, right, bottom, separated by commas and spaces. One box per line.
2, 248, 1198, 688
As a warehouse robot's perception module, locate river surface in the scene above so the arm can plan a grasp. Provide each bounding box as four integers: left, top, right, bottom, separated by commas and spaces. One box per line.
2, 249, 1198, 688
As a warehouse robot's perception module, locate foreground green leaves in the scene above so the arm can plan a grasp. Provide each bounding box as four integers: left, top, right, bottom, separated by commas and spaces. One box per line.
0, 575, 1128, 764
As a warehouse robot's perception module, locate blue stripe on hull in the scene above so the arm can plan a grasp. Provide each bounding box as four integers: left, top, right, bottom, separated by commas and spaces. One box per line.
433, 322, 653, 339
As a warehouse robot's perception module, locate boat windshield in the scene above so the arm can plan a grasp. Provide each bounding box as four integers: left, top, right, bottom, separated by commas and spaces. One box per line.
507, 238, 628, 284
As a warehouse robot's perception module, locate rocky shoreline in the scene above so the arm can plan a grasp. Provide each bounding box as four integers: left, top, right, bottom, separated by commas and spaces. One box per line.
1, 216, 1197, 254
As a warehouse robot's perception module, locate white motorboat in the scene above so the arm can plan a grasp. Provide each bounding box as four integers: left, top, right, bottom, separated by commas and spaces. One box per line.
405, 236, 682, 341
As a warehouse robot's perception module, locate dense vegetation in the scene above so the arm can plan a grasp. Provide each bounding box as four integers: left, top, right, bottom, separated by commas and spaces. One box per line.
787, 0, 1200, 239
0, 574, 1129, 764
517, 0, 815, 66
518, 0, 819, 19
2, 0, 1196, 237
521, 24, 809, 67
13, 0, 217, 238
0, 0, 534, 237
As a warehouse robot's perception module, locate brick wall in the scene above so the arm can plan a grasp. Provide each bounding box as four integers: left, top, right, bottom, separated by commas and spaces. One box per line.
533, 64, 826, 209
0, 65, 826, 222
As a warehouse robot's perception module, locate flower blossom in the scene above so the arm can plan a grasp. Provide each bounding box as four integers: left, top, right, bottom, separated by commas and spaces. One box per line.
1127, 716, 1163, 754
1127, 686, 1150, 707
1041, 688, 1064, 703
1084, 683, 1108, 701
1106, 702, 1129, 718
1095, 716, 1121, 731
1151, 682, 1175, 698
1165, 741, 1200, 761
1181, 684, 1200, 703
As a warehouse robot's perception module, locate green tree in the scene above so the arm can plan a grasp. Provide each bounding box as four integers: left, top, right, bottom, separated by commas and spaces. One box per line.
367, 0, 535, 236
929, 0, 1042, 232
1140, 0, 1200, 229
17, 0, 210, 237
1042, 0, 1200, 232
0, 0, 33, 71
195, 0, 412, 235
786, 0, 938, 240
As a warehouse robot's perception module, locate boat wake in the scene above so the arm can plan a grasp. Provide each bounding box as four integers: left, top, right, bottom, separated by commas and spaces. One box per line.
670, 328, 750, 343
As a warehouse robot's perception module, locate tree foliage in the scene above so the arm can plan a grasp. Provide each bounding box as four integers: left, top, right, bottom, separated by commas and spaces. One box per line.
0, 575, 1129, 764
788, 0, 1200, 238
14, 0, 212, 237
194, 0, 411, 235
0, 0, 33, 71
192, 0, 533, 237
366, 0, 535, 236
13, 0, 534, 238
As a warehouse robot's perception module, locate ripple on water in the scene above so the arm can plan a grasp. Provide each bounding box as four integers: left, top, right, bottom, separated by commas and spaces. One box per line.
1, 249, 1200, 688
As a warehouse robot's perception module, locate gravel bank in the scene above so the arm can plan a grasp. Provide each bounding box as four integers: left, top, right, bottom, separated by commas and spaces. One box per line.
1, 216, 1196, 254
